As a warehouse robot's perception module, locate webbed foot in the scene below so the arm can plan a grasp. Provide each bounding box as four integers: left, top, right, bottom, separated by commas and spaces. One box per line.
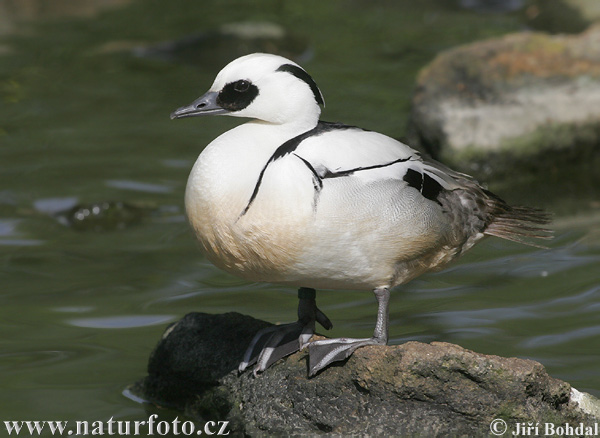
307, 336, 385, 376
238, 287, 332, 376
307, 287, 390, 376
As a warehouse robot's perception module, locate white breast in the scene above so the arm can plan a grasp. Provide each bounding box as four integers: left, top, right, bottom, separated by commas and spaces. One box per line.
185, 121, 457, 291
185, 121, 318, 281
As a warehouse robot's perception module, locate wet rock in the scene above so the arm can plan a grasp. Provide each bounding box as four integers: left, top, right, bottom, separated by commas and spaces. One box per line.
129, 22, 311, 67
525, 0, 600, 34
407, 26, 600, 177
131, 312, 600, 437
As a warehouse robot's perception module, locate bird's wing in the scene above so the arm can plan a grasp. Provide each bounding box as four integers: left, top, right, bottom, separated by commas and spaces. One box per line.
289, 123, 463, 202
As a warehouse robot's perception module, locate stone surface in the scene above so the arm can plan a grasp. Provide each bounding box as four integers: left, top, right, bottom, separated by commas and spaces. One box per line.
131, 312, 600, 437
407, 26, 600, 172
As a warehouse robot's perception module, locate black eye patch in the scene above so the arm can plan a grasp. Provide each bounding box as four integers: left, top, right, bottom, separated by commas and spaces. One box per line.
217, 79, 259, 111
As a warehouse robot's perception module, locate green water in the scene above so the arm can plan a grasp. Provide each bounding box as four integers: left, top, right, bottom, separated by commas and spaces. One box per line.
1, 0, 599, 432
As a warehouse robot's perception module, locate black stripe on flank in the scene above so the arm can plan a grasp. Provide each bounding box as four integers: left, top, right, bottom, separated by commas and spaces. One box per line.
422, 173, 443, 201
239, 121, 356, 218
403, 168, 423, 191
276, 64, 325, 106
322, 157, 411, 179
402, 168, 444, 204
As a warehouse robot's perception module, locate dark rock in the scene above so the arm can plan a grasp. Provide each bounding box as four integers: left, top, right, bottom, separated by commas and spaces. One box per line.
59, 201, 145, 231
131, 312, 600, 437
139, 312, 271, 409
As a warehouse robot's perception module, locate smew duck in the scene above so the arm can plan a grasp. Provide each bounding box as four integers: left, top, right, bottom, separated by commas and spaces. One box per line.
170, 53, 551, 376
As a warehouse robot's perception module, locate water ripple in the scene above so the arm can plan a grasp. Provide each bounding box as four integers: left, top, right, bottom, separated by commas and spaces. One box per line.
522, 325, 600, 349
105, 179, 174, 194
0, 219, 45, 246
68, 315, 174, 329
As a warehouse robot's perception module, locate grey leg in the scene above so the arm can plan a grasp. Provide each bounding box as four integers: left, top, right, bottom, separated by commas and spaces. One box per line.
307, 287, 389, 376
238, 287, 333, 376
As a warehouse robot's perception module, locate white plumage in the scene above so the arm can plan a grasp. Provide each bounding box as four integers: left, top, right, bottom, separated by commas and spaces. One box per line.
171, 53, 551, 376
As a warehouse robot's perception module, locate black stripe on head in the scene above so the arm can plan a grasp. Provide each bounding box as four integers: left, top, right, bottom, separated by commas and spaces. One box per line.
276, 64, 325, 106
216, 79, 259, 111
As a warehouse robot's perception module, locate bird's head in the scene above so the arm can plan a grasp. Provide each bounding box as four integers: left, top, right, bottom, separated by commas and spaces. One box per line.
170, 53, 324, 127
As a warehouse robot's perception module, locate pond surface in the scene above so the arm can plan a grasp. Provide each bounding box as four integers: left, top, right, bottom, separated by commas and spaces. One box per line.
1, 0, 599, 432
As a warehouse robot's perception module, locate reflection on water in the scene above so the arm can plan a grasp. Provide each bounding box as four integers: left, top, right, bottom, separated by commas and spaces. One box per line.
0, 0, 598, 427
524, 324, 600, 349
68, 315, 175, 329
0, 350, 75, 371
0, 218, 44, 246
105, 180, 174, 194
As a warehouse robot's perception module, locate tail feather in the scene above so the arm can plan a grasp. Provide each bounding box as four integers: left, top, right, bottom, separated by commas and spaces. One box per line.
483, 195, 553, 249
424, 158, 553, 250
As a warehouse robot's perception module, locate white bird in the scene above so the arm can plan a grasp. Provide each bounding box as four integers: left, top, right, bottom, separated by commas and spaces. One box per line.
170, 53, 551, 376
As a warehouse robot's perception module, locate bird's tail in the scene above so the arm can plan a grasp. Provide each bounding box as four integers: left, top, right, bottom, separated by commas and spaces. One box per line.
483, 190, 553, 249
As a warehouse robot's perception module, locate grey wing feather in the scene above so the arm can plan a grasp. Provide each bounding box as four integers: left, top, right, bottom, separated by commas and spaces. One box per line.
423, 157, 553, 249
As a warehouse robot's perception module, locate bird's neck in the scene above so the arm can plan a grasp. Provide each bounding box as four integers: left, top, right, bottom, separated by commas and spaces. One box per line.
251, 117, 319, 139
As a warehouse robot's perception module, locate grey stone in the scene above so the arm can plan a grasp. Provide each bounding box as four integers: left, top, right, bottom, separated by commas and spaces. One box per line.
407, 26, 600, 173
130, 312, 600, 437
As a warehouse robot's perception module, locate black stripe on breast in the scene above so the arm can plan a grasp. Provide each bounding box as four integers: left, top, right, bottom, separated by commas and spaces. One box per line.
272, 121, 356, 160
238, 121, 356, 218
293, 154, 323, 191
293, 154, 323, 212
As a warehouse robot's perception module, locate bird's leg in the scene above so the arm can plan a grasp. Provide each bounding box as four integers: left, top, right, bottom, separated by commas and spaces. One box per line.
307, 287, 389, 376
238, 287, 333, 376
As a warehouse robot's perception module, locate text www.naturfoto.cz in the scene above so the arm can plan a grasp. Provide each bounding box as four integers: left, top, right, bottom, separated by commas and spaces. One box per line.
4, 415, 230, 436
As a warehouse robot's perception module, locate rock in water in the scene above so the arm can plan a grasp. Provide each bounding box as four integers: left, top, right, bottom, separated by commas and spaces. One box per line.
60, 201, 144, 231
407, 26, 600, 171
130, 312, 600, 436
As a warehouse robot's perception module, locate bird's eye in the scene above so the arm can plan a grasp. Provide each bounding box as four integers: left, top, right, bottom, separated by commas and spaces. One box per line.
234, 80, 250, 93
